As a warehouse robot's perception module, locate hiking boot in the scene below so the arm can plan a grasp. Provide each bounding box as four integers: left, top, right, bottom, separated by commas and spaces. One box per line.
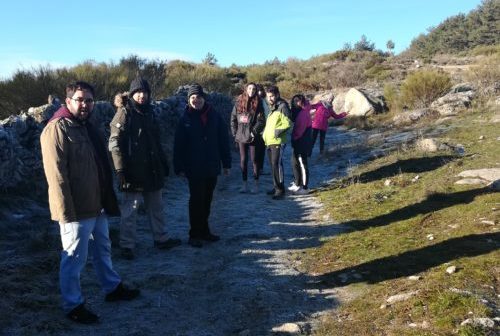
239, 181, 249, 193
272, 191, 285, 200
188, 237, 203, 248
154, 238, 182, 250
202, 233, 220, 242
66, 303, 99, 324
105, 282, 140, 302
120, 248, 134, 260
266, 188, 276, 195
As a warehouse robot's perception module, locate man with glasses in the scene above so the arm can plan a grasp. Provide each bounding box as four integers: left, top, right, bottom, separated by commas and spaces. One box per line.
40, 81, 140, 324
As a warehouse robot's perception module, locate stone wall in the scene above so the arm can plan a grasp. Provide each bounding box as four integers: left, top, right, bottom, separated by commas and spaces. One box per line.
0, 91, 233, 194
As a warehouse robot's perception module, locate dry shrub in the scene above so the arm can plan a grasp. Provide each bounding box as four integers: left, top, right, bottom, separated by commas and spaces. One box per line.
401, 70, 452, 108
465, 52, 500, 95
330, 62, 366, 88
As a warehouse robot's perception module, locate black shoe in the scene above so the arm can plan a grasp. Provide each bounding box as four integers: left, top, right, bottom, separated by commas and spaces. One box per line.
154, 238, 182, 250
105, 282, 140, 302
188, 237, 203, 248
202, 233, 220, 242
266, 188, 276, 195
120, 248, 134, 260
66, 303, 99, 324
272, 191, 285, 200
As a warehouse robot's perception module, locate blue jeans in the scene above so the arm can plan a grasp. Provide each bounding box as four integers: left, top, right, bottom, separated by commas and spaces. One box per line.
59, 212, 121, 312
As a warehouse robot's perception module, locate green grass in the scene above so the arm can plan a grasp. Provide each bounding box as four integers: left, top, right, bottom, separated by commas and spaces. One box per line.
298, 105, 499, 335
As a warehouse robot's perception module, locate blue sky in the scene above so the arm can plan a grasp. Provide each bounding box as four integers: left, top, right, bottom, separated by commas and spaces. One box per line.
0, 0, 482, 79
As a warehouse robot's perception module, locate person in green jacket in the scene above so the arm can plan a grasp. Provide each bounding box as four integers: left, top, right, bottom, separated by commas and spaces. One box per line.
262, 85, 291, 199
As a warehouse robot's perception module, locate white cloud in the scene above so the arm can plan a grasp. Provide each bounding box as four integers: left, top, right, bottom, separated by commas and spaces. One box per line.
107, 48, 193, 62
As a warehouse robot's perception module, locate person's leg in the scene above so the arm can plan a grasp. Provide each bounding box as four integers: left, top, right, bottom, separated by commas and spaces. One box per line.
298, 154, 309, 189
89, 213, 121, 294
238, 142, 248, 181
202, 177, 218, 237
188, 178, 205, 239
319, 130, 326, 154
238, 143, 249, 192
249, 144, 258, 180
266, 146, 275, 195
143, 190, 167, 242
255, 135, 265, 174
249, 145, 259, 193
269, 145, 285, 195
311, 128, 319, 154
119, 192, 141, 249
59, 218, 93, 313
291, 150, 300, 186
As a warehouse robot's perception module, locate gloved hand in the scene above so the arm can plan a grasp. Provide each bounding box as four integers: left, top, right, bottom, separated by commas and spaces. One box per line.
117, 171, 127, 191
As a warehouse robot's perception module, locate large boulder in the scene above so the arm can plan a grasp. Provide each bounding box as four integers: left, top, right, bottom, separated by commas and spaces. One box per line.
430, 83, 476, 116
342, 88, 387, 117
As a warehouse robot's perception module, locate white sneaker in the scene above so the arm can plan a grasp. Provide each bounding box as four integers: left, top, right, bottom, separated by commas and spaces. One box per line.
294, 187, 309, 195
288, 182, 299, 192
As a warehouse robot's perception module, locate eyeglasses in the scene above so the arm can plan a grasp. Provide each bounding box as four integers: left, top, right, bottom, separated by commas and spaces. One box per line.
70, 97, 94, 104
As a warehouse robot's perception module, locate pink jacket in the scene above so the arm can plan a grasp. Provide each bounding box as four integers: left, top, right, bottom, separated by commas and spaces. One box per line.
311, 102, 347, 131
292, 103, 312, 141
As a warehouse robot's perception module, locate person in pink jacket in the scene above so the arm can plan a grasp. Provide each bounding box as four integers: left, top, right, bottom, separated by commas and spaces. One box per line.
311, 97, 347, 155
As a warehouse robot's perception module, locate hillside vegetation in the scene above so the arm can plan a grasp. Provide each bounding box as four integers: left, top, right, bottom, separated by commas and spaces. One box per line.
1, 0, 498, 120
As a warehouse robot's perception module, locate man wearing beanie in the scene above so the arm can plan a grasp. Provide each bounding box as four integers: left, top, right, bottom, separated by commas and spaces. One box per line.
109, 77, 181, 260
173, 83, 231, 248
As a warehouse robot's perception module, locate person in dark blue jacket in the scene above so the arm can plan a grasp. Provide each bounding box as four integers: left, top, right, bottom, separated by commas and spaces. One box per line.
173, 83, 231, 247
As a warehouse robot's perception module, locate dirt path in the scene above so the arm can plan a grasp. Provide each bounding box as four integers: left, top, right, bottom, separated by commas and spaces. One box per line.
2, 126, 392, 336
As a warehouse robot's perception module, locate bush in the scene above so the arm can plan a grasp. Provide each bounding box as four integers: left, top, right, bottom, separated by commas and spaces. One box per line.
465, 52, 500, 94
400, 70, 452, 108
383, 83, 403, 112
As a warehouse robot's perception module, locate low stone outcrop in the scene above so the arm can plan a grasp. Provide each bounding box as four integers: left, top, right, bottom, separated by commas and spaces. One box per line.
430, 83, 476, 116
0, 91, 233, 193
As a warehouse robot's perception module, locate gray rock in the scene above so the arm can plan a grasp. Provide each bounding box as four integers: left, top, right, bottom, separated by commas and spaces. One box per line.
457, 169, 500, 183
386, 290, 419, 304
460, 317, 496, 328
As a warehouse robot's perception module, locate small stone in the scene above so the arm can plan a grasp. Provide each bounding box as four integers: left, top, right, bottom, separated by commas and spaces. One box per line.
479, 135, 485, 140
386, 291, 419, 304
446, 266, 457, 274
384, 179, 392, 186
272, 323, 301, 334
427, 234, 434, 241
408, 275, 421, 281
380, 304, 387, 309
408, 323, 417, 328
481, 220, 496, 225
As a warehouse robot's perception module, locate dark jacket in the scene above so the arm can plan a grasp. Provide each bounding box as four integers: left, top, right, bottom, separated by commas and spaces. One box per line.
173, 103, 231, 179
109, 99, 168, 192
41, 107, 120, 223
230, 96, 265, 144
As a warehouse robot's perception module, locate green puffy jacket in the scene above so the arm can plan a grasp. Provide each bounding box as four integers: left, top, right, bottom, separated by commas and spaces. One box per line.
262, 99, 291, 146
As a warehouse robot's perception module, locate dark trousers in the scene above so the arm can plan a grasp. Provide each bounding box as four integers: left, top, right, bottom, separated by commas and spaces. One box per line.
291, 151, 309, 189
238, 142, 258, 181
267, 144, 286, 193
254, 135, 266, 173
187, 177, 217, 238
311, 129, 326, 153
